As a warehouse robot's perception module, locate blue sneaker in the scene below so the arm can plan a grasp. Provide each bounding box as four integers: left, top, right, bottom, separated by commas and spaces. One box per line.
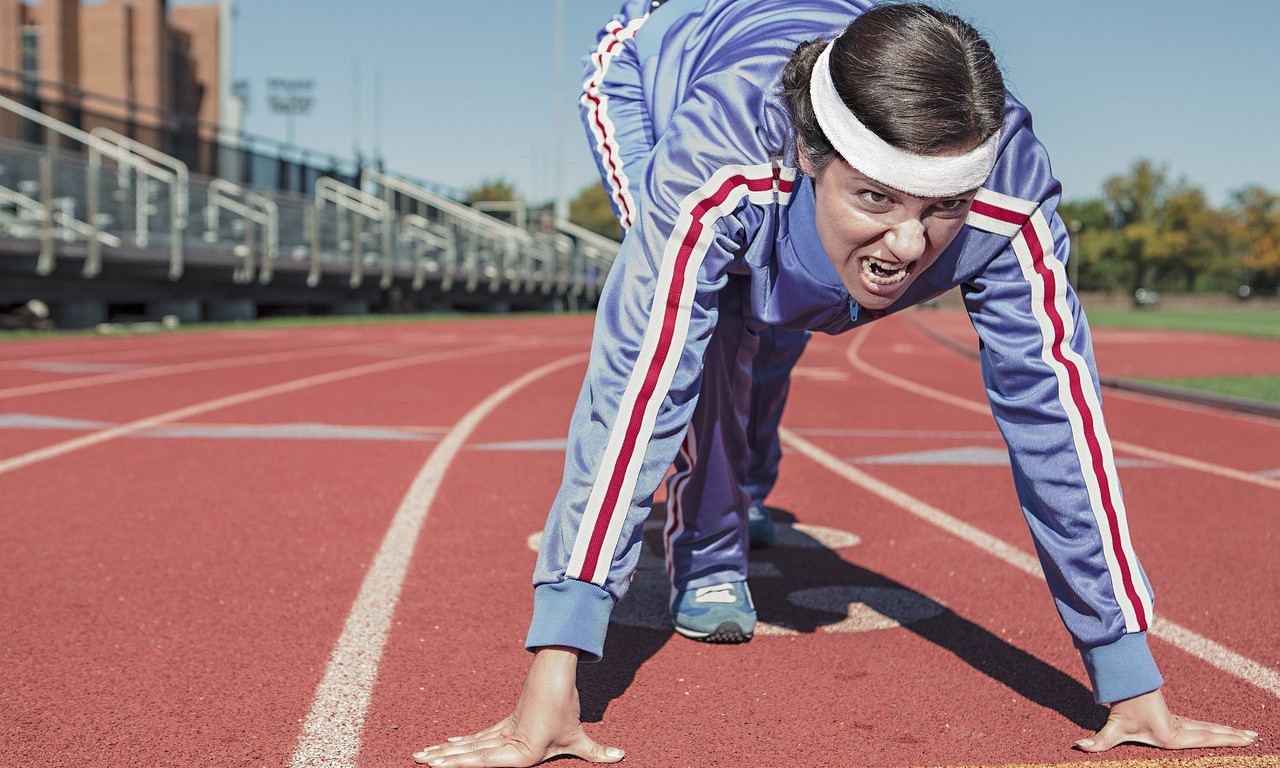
747, 504, 776, 548
671, 581, 756, 642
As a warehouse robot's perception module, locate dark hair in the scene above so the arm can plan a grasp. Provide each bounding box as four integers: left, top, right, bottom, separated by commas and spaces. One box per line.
781, 3, 1005, 177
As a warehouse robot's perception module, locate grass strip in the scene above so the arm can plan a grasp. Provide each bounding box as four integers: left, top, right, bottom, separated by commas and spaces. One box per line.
1142, 375, 1280, 406
1084, 306, 1280, 339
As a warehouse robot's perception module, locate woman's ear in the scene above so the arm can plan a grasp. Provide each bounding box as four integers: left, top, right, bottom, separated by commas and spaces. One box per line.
795, 138, 816, 177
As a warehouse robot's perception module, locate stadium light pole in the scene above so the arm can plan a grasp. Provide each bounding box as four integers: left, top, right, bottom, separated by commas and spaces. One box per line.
267, 77, 314, 149
554, 0, 566, 221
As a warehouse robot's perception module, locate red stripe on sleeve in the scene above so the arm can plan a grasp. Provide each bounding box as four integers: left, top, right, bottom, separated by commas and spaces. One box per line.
1021, 219, 1148, 630
971, 199, 1031, 226
575, 171, 776, 580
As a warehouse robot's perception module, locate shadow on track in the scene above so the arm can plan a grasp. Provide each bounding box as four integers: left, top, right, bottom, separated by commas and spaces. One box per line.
577, 504, 1105, 731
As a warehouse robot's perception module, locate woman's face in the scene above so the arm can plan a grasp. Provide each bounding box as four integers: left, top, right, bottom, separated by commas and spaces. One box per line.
808, 159, 977, 310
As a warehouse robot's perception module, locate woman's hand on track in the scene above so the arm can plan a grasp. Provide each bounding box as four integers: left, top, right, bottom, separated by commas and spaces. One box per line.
413, 646, 625, 767
1075, 688, 1257, 752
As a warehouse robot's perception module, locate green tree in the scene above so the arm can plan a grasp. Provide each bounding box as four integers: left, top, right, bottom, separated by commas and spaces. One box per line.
1158, 187, 1233, 291
568, 181, 623, 240
1230, 186, 1280, 293
465, 178, 521, 205
1093, 159, 1229, 293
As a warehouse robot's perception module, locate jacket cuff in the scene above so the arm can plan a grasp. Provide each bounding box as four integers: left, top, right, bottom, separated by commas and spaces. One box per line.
525, 580, 614, 663
1080, 631, 1164, 704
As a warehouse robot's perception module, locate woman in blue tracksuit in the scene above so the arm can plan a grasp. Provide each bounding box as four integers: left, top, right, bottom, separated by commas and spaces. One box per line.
415, 2, 1256, 765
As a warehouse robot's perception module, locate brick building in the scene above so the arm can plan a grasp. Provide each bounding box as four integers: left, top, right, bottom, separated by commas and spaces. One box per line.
0, 0, 221, 151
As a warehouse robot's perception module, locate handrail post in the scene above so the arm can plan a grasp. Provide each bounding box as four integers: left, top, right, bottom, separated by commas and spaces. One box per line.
169, 180, 183, 280
380, 209, 393, 290
85, 151, 101, 277
37, 155, 55, 275
492, 236, 508, 293
307, 203, 321, 287
350, 208, 363, 288
410, 235, 426, 291
134, 172, 149, 248
254, 194, 279, 285
238, 205, 256, 283
464, 231, 479, 293
440, 222, 457, 292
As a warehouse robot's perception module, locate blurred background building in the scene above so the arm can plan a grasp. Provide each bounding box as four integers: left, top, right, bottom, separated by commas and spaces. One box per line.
1, 0, 221, 171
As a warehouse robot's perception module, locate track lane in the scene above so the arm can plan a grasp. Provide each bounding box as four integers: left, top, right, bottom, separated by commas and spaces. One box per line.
1, 322, 594, 768
0, 340, 389, 401
1, 437, 429, 768
361, 320, 1272, 766
290, 353, 588, 768
846, 318, 1280, 492
820, 319, 1279, 700
0, 342, 529, 476
3, 314, 1271, 768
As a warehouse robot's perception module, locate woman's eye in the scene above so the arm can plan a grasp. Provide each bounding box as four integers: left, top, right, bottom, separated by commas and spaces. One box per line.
857, 190, 889, 206
932, 198, 970, 216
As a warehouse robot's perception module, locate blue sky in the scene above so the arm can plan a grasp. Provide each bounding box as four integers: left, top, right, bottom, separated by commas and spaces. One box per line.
209, 1, 1279, 208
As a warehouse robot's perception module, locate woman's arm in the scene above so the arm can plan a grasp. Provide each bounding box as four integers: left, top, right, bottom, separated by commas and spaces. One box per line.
963, 122, 1255, 746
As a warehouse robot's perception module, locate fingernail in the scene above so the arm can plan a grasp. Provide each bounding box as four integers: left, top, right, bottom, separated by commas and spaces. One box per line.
447, 736, 462, 742
429, 760, 444, 767
606, 747, 625, 759
1075, 738, 1093, 748
1245, 730, 1258, 738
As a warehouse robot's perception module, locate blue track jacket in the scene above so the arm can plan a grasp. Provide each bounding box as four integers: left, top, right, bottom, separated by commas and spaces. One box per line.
526, 0, 1162, 704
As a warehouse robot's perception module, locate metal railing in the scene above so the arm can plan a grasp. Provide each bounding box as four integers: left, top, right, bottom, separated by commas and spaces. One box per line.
363, 169, 571, 296
400, 213, 457, 291
1, 94, 620, 313
555, 218, 620, 302
0, 180, 123, 250
0, 93, 187, 278
89, 126, 189, 279
204, 178, 279, 284
311, 177, 391, 289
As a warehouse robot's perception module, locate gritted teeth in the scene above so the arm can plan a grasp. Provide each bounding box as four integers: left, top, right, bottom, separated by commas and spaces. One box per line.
859, 255, 913, 286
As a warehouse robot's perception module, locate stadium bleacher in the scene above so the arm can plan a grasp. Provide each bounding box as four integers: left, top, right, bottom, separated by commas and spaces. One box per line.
0, 92, 617, 329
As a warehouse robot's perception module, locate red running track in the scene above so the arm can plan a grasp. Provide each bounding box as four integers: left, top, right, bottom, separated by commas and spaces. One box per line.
0, 312, 1276, 768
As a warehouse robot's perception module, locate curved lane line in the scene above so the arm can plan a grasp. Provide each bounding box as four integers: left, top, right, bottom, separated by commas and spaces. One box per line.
0, 342, 386, 400
0, 346, 170, 372
0, 342, 526, 478
288, 352, 589, 768
775, 327, 1280, 699
0, 334, 345, 372
844, 327, 1280, 492
779, 426, 1280, 700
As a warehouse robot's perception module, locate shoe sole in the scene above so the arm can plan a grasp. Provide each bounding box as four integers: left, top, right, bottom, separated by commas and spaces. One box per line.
673, 621, 754, 644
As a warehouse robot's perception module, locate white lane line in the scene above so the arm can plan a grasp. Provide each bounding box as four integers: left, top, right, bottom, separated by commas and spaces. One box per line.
0, 341, 209, 371
288, 352, 588, 768
0, 342, 523, 478
0, 341, 374, 401
784, 330, 1280, 700
844, 327, 1280, 492
780, 427, 1044, 577
782, 426, 1280, 700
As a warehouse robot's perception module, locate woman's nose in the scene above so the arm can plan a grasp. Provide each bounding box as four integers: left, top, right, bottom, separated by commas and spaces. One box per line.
885, 218, 927, 261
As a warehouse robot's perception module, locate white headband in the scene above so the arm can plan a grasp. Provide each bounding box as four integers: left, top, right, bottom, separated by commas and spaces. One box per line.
808, 41, 998, 197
